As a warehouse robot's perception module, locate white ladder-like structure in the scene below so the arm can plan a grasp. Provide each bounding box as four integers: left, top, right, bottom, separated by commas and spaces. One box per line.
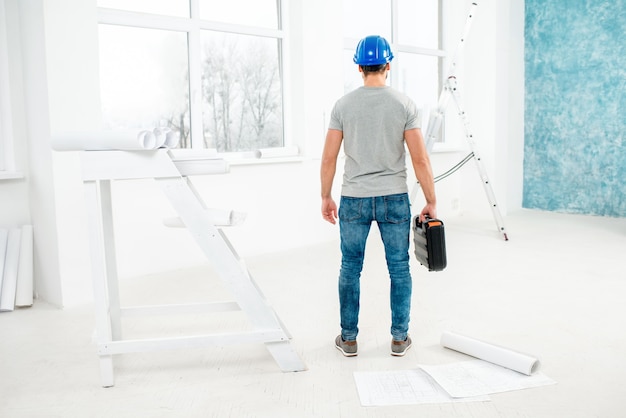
412, 2, 508, 240
81, 149, 306, 387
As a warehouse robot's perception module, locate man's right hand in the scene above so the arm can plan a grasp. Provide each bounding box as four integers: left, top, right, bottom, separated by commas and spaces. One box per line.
419, 202, 437, 223
322, 197, 338, 225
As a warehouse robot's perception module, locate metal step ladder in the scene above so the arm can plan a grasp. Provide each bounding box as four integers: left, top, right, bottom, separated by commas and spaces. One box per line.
412, 2, 509, 240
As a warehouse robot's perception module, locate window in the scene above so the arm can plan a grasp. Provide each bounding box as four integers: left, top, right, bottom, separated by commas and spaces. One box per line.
98, 25, 190, 143
97, 0, 286, 153
200, 31, 283, 151
342, 0, 444, 140
0, 0, 17, 177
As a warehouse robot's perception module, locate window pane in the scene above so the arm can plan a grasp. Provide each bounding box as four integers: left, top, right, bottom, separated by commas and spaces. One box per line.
97, 0, 189, 17
342, 0, 391, 40
396, 53, 439, 129
199, 0, 279, 29
342, 50, 363, 94
396, 53, 439, 106
201, 31, 283, 151
98, 25, 190, 147
397, 0, 439, 49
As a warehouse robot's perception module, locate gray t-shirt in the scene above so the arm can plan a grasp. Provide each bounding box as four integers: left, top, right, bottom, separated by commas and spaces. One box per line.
328, 86, 421, 197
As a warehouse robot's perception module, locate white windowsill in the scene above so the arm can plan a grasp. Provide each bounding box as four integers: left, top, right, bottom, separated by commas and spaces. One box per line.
225, 155, 305, 166
432, 142, 465, 153
0, 170, 24, 180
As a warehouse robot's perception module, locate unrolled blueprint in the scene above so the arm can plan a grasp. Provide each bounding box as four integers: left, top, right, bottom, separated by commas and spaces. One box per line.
354, 369, 490, 406
420, 331, 556, 397
354, 332, 556, 406
420, 360, 556, 398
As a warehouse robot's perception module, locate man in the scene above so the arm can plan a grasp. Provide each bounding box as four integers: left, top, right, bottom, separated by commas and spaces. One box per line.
320, 35, 437, 357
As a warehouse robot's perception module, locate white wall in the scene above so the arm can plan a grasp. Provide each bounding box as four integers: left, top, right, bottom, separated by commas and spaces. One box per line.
16, 0, 64, 305
0, 1, 30, 228
501, 0, 525, 212
44, 0, 104, 305
446, 0, 525, 217
7, 0, 524, 307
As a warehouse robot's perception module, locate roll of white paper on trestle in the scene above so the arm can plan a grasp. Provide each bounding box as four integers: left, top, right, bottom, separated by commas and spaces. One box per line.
152, 128, 168, 148
153, 127, 181, 149
163, 129, 180, 148
440, 331, 540, 375
257, 146, 299, 158
51, 129, 177, 151
163, 208, 246, 228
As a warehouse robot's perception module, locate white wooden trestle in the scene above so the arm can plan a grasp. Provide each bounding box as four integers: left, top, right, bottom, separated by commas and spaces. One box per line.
81, 149, 306, 387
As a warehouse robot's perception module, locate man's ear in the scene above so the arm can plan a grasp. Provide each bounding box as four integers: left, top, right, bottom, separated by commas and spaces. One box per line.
358, 65, 363, 73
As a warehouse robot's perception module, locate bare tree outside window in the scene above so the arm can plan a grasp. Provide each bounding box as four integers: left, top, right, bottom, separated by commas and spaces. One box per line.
239, 39, 282, 148
201, 32, 283, 152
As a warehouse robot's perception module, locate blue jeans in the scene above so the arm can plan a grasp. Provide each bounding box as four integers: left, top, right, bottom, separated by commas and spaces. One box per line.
338, 193, 412, 342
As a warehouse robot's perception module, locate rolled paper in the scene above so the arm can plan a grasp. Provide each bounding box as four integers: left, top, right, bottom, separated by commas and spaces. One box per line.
153, 128, 168, 148
440, 331, 540, 375
51, 129, 183, 151
0, 228, 7, 300
163, 129, 180, 148
163, 209, 246, 228
15, 225, 34, 307
257, 146, 299, 158
0, 228, 21, 311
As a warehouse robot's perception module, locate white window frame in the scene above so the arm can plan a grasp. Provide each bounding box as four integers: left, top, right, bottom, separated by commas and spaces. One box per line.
0, 0, 20, 179
97, 0, 296, 159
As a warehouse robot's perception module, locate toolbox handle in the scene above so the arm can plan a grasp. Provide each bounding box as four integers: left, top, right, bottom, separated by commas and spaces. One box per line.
414, 216, 443, 229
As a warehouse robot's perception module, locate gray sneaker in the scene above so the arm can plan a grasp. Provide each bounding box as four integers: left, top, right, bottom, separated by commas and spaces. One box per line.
391, 336, 412, 356
335, 335, 358, 357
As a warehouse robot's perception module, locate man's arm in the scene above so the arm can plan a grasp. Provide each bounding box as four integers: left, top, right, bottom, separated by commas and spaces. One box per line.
320, 129, 343, 224
405, 128, 437, 221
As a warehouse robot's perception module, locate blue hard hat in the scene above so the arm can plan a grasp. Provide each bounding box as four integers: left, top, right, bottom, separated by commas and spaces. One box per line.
353, 35, 394, 65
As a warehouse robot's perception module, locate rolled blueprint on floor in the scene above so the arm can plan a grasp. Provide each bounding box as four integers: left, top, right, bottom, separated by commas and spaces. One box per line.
51, 128, 179, 151
441, 331, 540, 375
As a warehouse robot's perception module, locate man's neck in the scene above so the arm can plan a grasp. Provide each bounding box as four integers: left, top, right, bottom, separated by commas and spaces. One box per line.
363, 73, 387, 87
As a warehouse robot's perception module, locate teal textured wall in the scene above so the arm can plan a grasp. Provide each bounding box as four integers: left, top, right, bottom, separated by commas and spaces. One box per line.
524, 1, 626, 216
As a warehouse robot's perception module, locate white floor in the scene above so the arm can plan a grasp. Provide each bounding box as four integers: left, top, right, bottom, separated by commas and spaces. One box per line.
1, 209, 625, 418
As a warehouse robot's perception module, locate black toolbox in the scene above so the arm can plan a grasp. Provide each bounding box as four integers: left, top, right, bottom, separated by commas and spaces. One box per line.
412, 216, 447, 271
